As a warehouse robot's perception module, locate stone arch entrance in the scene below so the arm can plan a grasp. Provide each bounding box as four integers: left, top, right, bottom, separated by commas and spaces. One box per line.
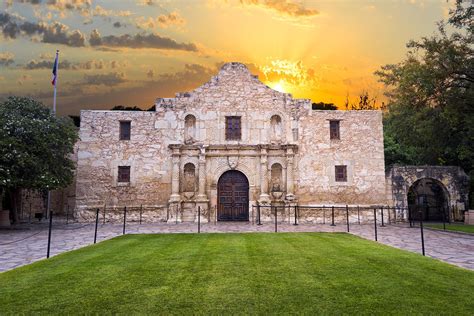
407, 178, 449, 221
388, 166, 469, 221
217, 170, 249, 221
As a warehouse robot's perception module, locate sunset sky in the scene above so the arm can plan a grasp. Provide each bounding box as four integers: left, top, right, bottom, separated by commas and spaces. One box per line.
0, 0, 455, 115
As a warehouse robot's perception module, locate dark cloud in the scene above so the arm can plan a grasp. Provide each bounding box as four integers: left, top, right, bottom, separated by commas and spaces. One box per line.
83, 72, 127, 86
0, 13, 86, 47
239, 0, 319, 17
113, 21, 124, 28
0, 52, 15, 66
89, 29, 198, 51
24, 59, 112, 70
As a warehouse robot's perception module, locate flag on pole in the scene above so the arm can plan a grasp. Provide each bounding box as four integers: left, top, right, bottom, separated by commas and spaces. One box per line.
51, 53, 58, 86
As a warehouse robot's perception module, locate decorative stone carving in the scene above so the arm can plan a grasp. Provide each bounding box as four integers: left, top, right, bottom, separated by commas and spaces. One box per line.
227, 156, 239, 169
184, 114, 196, 144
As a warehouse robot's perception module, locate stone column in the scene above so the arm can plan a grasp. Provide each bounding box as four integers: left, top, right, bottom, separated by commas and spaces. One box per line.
169, 145, 181, 202
197, 146, 207, 200
286, 147, 295, 201
259, 146, 270, 202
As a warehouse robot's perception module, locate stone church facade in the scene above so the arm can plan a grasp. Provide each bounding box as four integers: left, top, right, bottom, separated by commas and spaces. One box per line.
75, 62, 387, 222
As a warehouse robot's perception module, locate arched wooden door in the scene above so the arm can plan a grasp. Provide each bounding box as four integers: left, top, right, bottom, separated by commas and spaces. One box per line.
217, 170, 249, 221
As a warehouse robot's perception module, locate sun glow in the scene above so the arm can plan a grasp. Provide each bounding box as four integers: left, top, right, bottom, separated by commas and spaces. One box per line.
271, 80, 286, 93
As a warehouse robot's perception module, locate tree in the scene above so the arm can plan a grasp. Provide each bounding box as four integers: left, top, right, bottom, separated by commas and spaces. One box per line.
0, 97, 78, 222
311, 102, 337, 110
376, 0, 474, 206
345, 91, 381, 110
111, 105, 143, 111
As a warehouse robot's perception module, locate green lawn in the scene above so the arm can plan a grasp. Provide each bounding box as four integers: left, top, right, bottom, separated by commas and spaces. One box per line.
1, 233, 473, 315
425, 223, 474, 234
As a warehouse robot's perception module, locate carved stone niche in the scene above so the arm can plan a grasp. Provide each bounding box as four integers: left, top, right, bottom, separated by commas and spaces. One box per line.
270, 162, 283, 200
184, 114, 196, 145
182, 162, 196, 200
270, 115, 282, 144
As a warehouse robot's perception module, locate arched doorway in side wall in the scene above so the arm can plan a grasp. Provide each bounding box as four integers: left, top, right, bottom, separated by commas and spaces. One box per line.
407, 178, 449, 221
217, 170, 249, 221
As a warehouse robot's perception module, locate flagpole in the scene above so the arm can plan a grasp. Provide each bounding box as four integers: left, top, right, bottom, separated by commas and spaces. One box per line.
53, 50, 59, 115
47, 50, 59, 220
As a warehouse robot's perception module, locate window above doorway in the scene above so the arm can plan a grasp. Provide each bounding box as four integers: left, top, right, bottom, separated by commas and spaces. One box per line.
225, 116, 241, 141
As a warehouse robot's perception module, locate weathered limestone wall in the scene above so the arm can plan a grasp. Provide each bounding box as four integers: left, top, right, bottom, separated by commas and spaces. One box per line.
76, 111, 173, 218
75, 62, 389, 222
297, 110, 387, 206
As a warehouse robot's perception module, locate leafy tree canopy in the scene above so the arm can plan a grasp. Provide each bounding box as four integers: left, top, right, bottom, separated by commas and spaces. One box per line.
376, 0, 473, 172
312, 102, 337, 110
111, 105, 143, 111
0, 96, 78, 191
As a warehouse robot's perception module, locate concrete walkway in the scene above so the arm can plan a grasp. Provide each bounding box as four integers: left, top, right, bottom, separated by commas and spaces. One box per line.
1, 220, 473, 272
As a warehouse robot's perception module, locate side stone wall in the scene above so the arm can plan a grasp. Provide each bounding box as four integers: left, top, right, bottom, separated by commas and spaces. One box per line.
296, 110, 387, 206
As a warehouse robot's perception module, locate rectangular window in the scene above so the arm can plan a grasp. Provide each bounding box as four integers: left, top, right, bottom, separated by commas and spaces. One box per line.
119, 121, 131, 140
330, 120, 340, 140
118, 166, 131, 183
335, 165, 347, 182
225, 116, 241, 140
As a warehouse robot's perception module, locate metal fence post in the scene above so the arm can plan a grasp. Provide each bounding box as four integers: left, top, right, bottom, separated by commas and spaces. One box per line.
346, 205, 350, 232
381, 206, 385, 227
94, 208, 99, 244
198, 206, 201, 233
66, 204, 69, 225
442, 206, 447, 230
409, 207, 413, 228
331, 206, 335, 226
293, 205, 298, 225
123, 206, 127, 235
103, 204, 106, 224
29, 202, 32, 223
139, 204, 143, 225
373, 208, 378, 242
257, 204, 262, 226
274, 206, 278, 233
323, 206, 326, 224
357, 205, 360, 225
387, 205, 391, 225
46, 210, 53, 258
420, 211, 425, 256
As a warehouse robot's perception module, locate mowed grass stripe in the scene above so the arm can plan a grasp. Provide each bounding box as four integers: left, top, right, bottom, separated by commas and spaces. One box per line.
0, 233, 473, 315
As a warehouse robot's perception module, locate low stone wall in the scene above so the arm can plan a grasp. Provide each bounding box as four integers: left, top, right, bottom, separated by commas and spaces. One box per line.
76, 207, 169, 223
465, 210, 474, 225
74, 205, 408, 224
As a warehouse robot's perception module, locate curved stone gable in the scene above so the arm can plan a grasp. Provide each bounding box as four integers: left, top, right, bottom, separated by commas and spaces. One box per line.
155, 62, 311, 117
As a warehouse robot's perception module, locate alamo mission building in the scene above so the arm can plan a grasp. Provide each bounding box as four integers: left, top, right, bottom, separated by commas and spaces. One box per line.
72, 62, 468, 223
74, 62, 386, 222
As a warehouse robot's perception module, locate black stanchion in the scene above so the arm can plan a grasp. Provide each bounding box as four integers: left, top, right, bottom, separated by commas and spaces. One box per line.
409, 207, 413, 228
46, 210, 53, 258
293, 205, 298, 225
66, 204, 69, 225
139, 204, 143, 225
103, 204, 106, 224
357, 205, 360, 225
346, 205, 350, 232
387, 205, 391, 225
420, 210, 425, 256
442, 206, 446, 230
373, 208, 378, 241
381, 206, 385, 227
331, 206, 335, 226
274, 206, 278, 233
323, 206, 325, 225
29, 202, 32, 223
257, 204, 262, 226
123, 206, 127, 235
198, 206, 201, 233
94, 208, 99, 244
